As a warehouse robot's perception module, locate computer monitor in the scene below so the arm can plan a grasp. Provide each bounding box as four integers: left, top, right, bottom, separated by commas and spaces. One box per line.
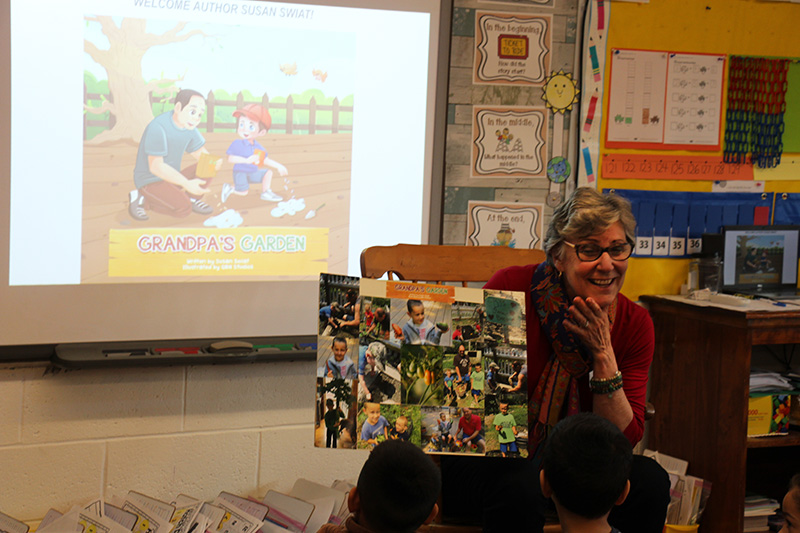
721, 225, 800, 294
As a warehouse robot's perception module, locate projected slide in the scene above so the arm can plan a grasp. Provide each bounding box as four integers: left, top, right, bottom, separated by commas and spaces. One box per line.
9, 0, 435, 287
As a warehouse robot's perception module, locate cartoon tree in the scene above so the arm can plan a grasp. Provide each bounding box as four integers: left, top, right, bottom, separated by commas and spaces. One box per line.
737, 236, 757, 258
84, 17, 206, 144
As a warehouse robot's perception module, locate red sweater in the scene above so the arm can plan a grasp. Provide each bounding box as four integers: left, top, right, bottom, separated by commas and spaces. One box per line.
485, 263, 654, 445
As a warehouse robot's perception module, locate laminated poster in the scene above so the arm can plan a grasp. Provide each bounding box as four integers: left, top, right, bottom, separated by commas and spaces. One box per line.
472, 107, 548, 177
315, 274, 529, 458
466, 200, 544, 249
474, 11, 551, 85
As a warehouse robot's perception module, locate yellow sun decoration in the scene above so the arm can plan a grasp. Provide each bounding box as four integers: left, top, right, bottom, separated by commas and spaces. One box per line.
542, 70, 579, 114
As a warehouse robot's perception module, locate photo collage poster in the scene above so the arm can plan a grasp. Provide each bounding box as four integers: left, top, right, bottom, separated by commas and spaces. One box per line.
315, 274, 530, 458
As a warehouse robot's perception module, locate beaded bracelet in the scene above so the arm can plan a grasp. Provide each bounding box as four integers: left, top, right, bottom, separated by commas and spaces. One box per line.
589, 370, 623, 398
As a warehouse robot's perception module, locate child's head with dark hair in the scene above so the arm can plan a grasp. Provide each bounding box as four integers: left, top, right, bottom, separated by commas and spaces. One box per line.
789, 473, 800, 493
406, 299, 423, 312
332, 336, 348, 362
540, 412, 632, 520
326, 398, 334, 408
781, 473, 800, 533
351, 439, 441, 533
406, 299, 425, 325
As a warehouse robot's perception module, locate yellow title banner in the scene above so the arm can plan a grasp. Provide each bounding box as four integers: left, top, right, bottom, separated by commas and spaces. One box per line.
109, 227, 328, 277
386, 281, 456, 303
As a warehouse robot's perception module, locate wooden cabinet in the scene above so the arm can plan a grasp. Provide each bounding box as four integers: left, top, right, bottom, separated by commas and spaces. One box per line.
641, 296, 800, 533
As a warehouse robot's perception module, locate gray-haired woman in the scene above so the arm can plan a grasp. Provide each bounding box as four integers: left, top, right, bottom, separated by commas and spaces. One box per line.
442, 187, 669, 533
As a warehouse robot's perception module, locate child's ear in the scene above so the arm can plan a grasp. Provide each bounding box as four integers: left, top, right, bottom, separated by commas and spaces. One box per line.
539, 470, 552, 498
422, 503, 439, 525
347, 487, 360, 513
615, 479, 631, 506
257, 128, 267, 137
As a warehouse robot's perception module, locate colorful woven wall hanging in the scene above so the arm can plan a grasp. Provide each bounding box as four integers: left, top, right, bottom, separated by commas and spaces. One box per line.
724, 56, 790, 169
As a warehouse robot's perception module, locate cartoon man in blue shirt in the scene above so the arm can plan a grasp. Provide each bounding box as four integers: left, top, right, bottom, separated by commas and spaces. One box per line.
129, 89, 220, 221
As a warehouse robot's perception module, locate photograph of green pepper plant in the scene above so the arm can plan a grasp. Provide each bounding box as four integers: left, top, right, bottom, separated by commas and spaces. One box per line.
401, 344, 443, 405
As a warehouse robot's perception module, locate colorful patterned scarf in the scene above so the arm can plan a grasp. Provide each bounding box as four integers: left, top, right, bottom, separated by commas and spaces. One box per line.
528, 261, 615, 457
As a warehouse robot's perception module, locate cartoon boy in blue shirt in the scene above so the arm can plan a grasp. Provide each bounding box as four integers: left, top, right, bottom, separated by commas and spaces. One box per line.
222, 103, 288, 203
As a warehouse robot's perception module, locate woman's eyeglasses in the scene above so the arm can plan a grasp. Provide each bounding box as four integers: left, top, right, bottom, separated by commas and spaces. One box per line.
563, 240, 634, 262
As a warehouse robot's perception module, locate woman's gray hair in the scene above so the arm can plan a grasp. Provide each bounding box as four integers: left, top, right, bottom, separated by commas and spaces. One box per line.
544, 188, 636, 262
367, 342, 386, 360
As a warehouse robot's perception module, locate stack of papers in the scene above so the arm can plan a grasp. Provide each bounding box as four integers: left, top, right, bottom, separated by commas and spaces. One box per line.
645, 449, 712, 527
0, 511, 29, 533
743, 495, 779, 533
750, 370, 794, 393
6, 479, 354, 533
786, 372, 800, 391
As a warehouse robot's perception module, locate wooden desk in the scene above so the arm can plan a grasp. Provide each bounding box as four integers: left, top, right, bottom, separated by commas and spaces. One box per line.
641, 295, 800, 533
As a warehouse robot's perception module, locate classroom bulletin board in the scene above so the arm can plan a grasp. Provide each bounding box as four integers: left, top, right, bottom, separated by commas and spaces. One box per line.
598, 0, 800, 300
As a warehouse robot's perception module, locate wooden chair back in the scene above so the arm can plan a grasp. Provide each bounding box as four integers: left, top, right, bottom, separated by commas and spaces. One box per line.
360, 244, 546, 285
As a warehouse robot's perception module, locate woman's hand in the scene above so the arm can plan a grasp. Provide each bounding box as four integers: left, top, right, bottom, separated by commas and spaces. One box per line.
564, 296, 618, 378
565, 295, 634, 433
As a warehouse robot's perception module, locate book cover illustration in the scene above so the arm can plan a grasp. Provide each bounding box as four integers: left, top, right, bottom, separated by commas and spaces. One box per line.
84, 15, 355, 281
315, 273, 529, 458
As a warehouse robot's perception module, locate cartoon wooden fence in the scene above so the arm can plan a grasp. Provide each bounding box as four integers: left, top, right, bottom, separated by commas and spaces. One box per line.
84, 88, 354, 140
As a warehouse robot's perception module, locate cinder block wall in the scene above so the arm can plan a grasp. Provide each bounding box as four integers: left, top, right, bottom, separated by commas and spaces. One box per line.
0, 361, 368, 525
